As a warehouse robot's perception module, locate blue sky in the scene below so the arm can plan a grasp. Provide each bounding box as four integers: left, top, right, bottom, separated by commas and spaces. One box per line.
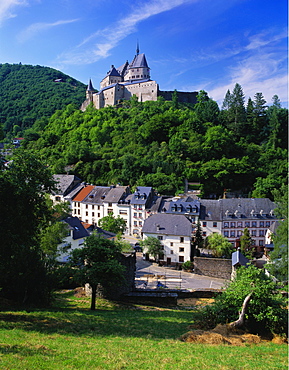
1, 0, 288, 107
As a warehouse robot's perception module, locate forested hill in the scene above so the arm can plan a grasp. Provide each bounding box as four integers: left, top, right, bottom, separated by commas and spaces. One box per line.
23, 86, 288, 199
0, 63, 86, 138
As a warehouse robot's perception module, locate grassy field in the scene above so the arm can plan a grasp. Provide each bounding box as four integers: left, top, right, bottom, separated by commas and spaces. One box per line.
0, 291, 287, 370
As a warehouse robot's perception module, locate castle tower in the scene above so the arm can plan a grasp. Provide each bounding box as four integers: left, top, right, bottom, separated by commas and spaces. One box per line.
100, 65, 122, 89
86, 79, 95, 101
124, 44, 150, 82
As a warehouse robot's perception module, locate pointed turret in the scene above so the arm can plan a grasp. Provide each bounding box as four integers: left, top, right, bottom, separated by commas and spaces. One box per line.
86, 79, 95, 100
124, 45, 150, 81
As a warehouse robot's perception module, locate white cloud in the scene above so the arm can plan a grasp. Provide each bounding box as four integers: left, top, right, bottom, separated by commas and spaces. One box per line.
58, 0, 196, 65
0, 0, 28, 24
17, 19, 79, 42
184, 30, 288, 107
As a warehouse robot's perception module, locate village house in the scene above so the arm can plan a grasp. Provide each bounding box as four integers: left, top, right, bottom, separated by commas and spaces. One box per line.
142, 213, 193, 265
56, 216, 89, 263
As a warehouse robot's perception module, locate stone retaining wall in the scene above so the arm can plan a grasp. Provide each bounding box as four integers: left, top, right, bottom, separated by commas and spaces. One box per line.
194, 257, 232, 280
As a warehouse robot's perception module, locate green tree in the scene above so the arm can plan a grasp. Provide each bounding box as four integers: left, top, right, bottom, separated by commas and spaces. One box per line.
98, 214, 127, 235
140, 236, 164, 262
70, 234, 126, 310
240, 228, 254, 259
206, 233, 233, 258
265, 185, 288, 281
0, 150, 55, 304
195, 265, 288, 335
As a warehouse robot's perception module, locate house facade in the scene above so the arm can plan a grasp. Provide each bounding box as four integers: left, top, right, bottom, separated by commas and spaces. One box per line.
56, 216, 89, 263
142, 213, 193, 265
200, 198, 278, 252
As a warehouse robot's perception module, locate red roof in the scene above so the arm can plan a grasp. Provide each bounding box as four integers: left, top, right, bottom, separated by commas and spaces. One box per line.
73, 185, 94, 202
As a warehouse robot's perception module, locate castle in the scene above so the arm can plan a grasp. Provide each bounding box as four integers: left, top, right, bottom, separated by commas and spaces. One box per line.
81, 45, 198, 110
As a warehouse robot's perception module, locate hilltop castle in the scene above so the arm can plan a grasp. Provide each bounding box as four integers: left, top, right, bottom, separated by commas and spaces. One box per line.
81, 45, 198, 110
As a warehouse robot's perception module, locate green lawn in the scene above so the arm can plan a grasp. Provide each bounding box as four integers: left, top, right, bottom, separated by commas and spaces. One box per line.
0, 291, 287, 370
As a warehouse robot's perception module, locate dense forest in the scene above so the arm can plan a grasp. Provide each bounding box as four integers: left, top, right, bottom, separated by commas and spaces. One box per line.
0, 63, 86, 139
22, 84, 287, 198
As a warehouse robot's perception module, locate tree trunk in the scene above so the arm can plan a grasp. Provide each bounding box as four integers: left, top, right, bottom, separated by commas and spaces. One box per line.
229, 292, 252, 328
90, 284, 97, 310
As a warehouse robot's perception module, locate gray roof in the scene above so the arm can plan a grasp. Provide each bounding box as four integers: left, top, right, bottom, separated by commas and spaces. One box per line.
232, 250, 249, 267
94, 227, 116, 239
82, 186, 110, 205
142, 214, 192, 237
52, 174, 82, 196
63, 216, 89, 240
104, 186, 129, 203
117, 61, 129, 76
130, 186, 152, 205
200, 198, 277, 221
106, 65, 121, 77
87, 79, 95, 91
129, 53, 149, 69
161, 199, 200, 216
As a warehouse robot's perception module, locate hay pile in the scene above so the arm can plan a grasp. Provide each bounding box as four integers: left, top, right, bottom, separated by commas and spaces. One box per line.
180, 324, 269, 346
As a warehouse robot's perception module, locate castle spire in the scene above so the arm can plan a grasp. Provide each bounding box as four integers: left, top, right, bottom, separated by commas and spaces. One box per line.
136, 40, 139, 55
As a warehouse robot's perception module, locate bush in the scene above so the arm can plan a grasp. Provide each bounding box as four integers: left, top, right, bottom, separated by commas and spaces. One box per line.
194, 265, 288, 336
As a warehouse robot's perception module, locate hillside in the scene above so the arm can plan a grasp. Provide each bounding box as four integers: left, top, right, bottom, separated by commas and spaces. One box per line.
0, 63, 86, 138
24, 87, 288, 198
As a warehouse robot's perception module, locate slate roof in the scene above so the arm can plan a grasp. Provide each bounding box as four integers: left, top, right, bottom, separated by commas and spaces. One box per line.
161, 198, 200, 216
142, 214, 192, 237
130, 186, 152, 205
106, 65, 121, 77
63, 216, 90, 240
82, 186, 110, 205
232, 250, 249, 267
94, 227, 116, 239
104, 186, 129, 203
87, 79, 95, 91
117, 61, 129, 76
129, 53, 149, 69
200, 198, 277, 221
52, 174, 82, 196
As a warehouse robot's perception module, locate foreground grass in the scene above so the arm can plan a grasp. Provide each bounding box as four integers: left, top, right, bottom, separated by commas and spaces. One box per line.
0, 291, 287, 370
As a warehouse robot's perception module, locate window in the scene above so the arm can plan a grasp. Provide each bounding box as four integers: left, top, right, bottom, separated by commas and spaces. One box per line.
224, 231, 229, 237
139, 221, 142, 226
108, 203, 112, 207
55, 196, 61, 202
179, 256, 184, 263
237, 222, 242, 228
158, 236, 163, 240
202, 231, 206, 237
74, 209, 77, 214
245, 221, 250, 227
259, 230, 264, 236
265, 221, 270, 227
134, 221, 137, 226
119, 210, 127, 215
237, 230, 242, 237
98, 206, 100, 210
98, 213, 100, 218
180, 237, 184, 243
86, 211, 88, 216
170, 250, 174, 254
139, 213, 142, 218
224, 222, 229, 228
231, 222, 236, 228
134, 213, 137, 218
259, 240, 264, 246
92, 205, 94, 210
252, 221, 257, 227
108, 209, 113, 214
251, 230, 256, 236
86, 204, 88, 209
230, 231, 235, 237
179, 247, 184, 252
202, 222, 207, 227
78, 209, 80, 215
170, 242, 173, 247
92, 212, 94, 217
213, 222, 217, 227
259, 221, 264, 227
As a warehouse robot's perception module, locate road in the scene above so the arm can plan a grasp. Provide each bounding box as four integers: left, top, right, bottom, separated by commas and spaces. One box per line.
135, 253, 228, 291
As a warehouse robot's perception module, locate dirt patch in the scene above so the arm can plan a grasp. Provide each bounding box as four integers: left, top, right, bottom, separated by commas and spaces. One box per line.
178, 298, 214, 308
180, 324, 287, 346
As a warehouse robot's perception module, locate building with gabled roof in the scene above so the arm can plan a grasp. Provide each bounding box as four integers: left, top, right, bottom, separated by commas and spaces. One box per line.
57, 216, 89, 263
81, 44, 198, 110
142, 213, 193, 265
